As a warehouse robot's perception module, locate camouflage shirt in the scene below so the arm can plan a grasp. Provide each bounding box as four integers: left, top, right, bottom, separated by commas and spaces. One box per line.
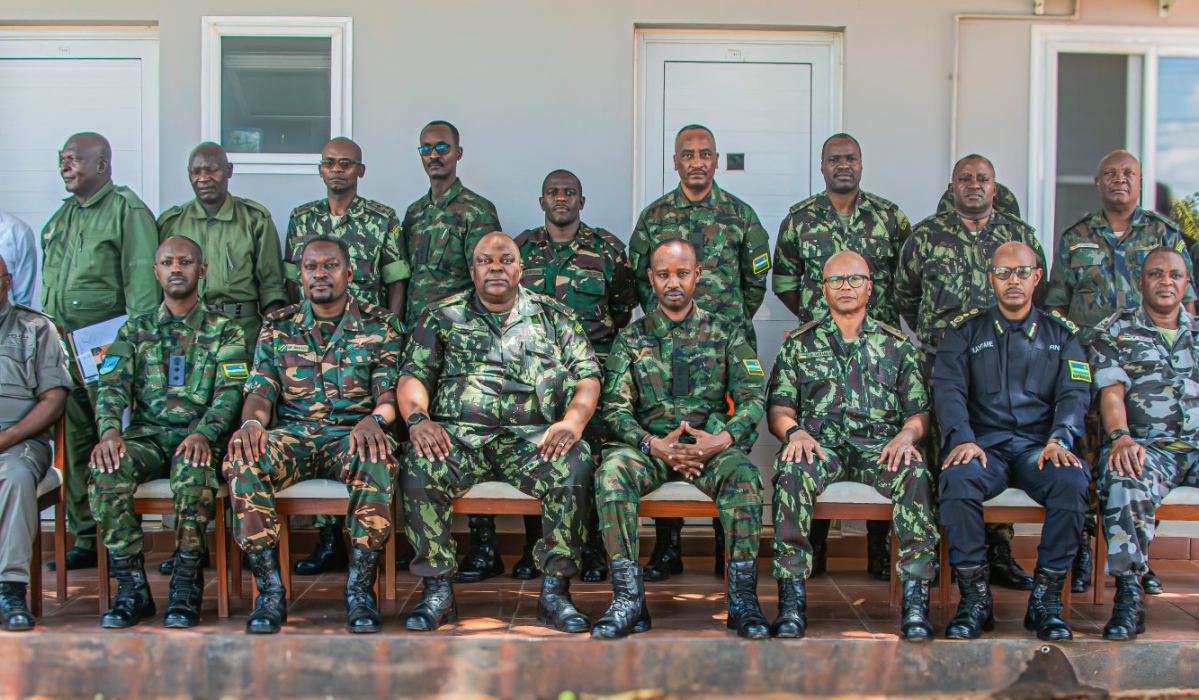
935, 183, 1023, 221
1046, 207, 1196, 346
246, 297, 403, 427
1091, 304, 1199, 448
768, 314, 928, 450
95, 301, 248, 444
772, 190, 911, 326
515, 223, 637, 356
896, 209, 1046, 350
401, 178, 501, 329
283, 196, 410, 308
601, 304, 765, 451
628, 183, 771, 341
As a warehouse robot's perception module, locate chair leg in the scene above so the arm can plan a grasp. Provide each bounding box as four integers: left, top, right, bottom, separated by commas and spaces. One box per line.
1093, 525, 1107, 605
279, 516, 292, 601
939, 528, 951, 617
214, 497, 229, 619
30, 527, 43, 618
889, 531, 899, 607
383, 532, 396, 601
96, 529, 111, 614
55, 499, 67, 601
1063, 568, 1073, 622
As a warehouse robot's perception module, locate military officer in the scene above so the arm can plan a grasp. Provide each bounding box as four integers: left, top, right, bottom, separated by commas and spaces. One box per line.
767, 250, 936, 641
224, 236, 402, 635
936, 182, 1023, 221
42, 132, 161, 571
402, 120, 503, 582
772, 132, 910, 582
398, 232, 599, 633
284, 137, 409, 576
592, 238, 768, 640
0, 254, 71, 631
1090, 247, 1199, 640
88, 236, 248, 629
516, 169, 638, 584
895, 153, 1046, 591
934, 242, 1090, 642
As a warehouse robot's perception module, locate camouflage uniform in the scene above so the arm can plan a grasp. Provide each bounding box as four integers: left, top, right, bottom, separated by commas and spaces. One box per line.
401, 178, 501, 330
628, 183, 771, 346
772, 191, 911, 326
935, 184, 1022, 221
222, 298, 403, 552
597, 305, 765, 563
88, 302, 248, 556
1091, 304, 1199, 576
767, 315, 937, 581
399, 288, 601, 578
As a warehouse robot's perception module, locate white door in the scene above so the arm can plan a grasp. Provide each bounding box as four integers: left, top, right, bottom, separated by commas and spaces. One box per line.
0, 33, 159, 305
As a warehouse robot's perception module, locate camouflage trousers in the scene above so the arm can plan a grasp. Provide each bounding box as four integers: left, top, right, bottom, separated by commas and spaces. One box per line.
221, 423, 398, 553
88, 431, 219, 557
1099, 442, 1199, 576
595, 445, 762, 563
401, 432, 592, 579
772, 443, 937, 581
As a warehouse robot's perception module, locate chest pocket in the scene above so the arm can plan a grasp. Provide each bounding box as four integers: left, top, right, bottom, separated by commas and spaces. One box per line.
522, 336, 569, 422
799, 233, 839, 282
521, 267, 547, 293
177, 346, 218, 403
921, 259, 964, 316
629, 338, 667, 404
857, 235, 895, 281
278, 353, 320, 400
797, 356, 839, 436
1068, 248, 1106, 292
0, 339, 35, 396
968, 345, 1002, 397
340, 348, 374, 400
444, 326, 492, 377
572, 269, 607, 317
857, 356, 903, 431
1120, 338, 1166, 381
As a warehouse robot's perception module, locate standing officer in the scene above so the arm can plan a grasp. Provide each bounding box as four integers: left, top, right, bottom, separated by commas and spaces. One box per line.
88, 236, 248, 629
224, 236, 402, 635
934, 242, 1090, 642
42, 132, 160, 571
1090, 247, 1199, 640
398, 233, 601, 634
515, 169, 638, 583
592, 239, 768, 641
895, 153, 1046, 591
767, 251, 936, 642
936, 183, 1023, 220
0, 253, 71, 631
283, 137, 409, 576
772, 132, 910, 581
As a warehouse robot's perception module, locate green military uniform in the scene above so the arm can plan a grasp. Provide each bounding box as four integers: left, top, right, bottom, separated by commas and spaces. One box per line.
597, 305, 765, 563
628, 183, 771, 346
1046, 207, 1196, 348
399, 288, 601, 578
157, 196, 288, 350
223, 298, 403, 553
936, 184, 1022, 221
772, 191, 911, 326
88, 302, 247, 557
401, 178, 501, 330
41, 180, 161, 551
768, 315, 937, 581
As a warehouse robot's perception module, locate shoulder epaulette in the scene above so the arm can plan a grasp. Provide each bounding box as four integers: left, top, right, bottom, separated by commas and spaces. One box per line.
912, 210, 952, 231
156, 205, 184, 226
788, 193, 822, 214
592, 226, 628, 254
11, 303, 54, 321
875, 320, 909, 340
112, 185, 149, 210
1143, 208, 1179, 231
290, 201, 321, 218
263, 302, 302, 324
1063, 212, 1098, 234
427, 290, 472, 314
1094, 306, 1134, 333
861, 190, 900, 212
949, 308, 982, 329
1047, 310, 1079, 334
361, 198, 397, 219
792, 319, 821, 337
531, 291, 575, 318
238, 197, 273, 218
513, 228, 536, 247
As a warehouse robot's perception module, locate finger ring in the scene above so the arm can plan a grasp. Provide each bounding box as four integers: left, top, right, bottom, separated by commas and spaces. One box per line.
558, 441, 566, 447
904, 447, 912, 453
234, 439, 243, 444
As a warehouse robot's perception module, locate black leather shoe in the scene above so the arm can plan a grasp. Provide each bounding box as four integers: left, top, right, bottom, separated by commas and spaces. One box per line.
1071, 532, 1092, 594
47, 545, 97, 572
809, 519, 830, 577
866, 521, 891, 582
900, 579, 934, 642
0, 582, 34, 632
591, 560, 651, 639
1023, 566, 1072, 641
294, 524, 348, 576
345, 547, 382, 634
987, 542, 1034, 590
1142, 569, 1165, 595
1103, 574, 1146, 641
245, 548, 287, 634
159, 548, 211, 575
537, 573, 590, 633
405, 576, 457, 631
163, 549, 205, 629
643, 518, 683, 582
452, 515, 504, 583
770, 577, 807, 639
581, 542, 609, 583
101, 552, 157, 629
945, 564, 993, 640
713, 518, 726, 577
512, 514, 542, 580
725, 560, 769, 639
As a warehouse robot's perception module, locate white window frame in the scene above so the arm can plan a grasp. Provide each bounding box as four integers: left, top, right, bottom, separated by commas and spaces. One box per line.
201, 16, 352, 175
1029, 24, 1199, 251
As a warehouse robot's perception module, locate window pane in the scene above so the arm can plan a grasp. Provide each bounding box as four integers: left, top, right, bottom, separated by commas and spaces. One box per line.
220, 36, 331, 154
1158, 56, 1199, 229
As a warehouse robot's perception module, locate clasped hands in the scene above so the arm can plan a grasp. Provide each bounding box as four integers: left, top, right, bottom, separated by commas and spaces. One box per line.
648, 422, 733, 480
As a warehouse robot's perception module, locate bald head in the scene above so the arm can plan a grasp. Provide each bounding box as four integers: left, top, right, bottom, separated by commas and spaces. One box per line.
325, 137, 362, 162
1098, 149, 1139, 175
188, 142, 232, 207
190, 142, 229, 168
474, 231, 517, 258
822, 250, 870, 278
60, 132, 112, 201
821, 251, 872, 317
67, 132, 112, 161
991, 241, 1037, 269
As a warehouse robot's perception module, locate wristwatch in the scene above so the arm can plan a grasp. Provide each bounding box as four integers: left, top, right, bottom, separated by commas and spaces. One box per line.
639, 434, 654, 455
784, 425, 803, 443
406, 412, 429, 427
371, 414, 389, 429
1108, 428, 1131, 441
1048, 437, 1070, 451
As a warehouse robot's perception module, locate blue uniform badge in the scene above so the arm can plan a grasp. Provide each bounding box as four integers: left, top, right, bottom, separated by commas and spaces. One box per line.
752, 253, 770, 275
98, 355, 120, 375
1067, 360, 1091, 383
742, 359, 764, 376
221, 362, 249, 380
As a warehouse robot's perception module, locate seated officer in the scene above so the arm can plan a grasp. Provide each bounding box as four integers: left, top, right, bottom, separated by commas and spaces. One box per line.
224, 236, 402, 635
398, 232, 601, 634
1091, 247, 1199, 641
934, 242, 1090, 642
767, 250, 936, 641
592, 239, 767, 641
89, 236, 248, 629
0, 254, 71, 631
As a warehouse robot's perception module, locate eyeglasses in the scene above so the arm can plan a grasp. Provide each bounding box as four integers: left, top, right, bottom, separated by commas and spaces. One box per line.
319, 158, 361, 170
417, 143, 454, 157
990, 266, 1035, 280
823, 274, 868, 289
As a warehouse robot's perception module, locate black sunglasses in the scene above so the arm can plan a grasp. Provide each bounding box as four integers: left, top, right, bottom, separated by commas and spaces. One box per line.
417, 143, 454, 157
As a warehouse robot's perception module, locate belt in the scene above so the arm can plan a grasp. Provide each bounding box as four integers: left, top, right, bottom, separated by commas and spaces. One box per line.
211, 301, 260, 320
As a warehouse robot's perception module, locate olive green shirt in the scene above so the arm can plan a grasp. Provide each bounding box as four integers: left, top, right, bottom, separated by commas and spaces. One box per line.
0, 301, 73, 437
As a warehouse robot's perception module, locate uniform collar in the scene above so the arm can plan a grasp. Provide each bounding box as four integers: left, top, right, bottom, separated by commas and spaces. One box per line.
154, 299, 206, 332
525, 222, 594, 246
988, 305, 1039, 339
423, 178, 465, 208
815, 312, 880, 342
68, 180, 116, 209
671, 182, 725, 210
186, 195, 237, 222
467, 286, 543, 321
298, 296, 365, 333
1089, 207, 1149, 232
815, 190, 872, 217
1133, 303, 1199, 334
646, 303, 706, 336
319, 196, 366, 221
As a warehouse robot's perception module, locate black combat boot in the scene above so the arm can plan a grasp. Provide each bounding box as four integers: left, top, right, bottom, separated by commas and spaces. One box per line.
0, 582, 34, 632
46, 545, 98, 572
536, 573, 590, 633
643, 518, 683, 582
344, 546, 382, 634
1142, 568, 1165, 595
900, 579, 934, 641
1103, 574, 1146, 641
395, 547, 414, 572
945, 563, 993, 640
713, 518, 726, 577
405, 576, 457, 631
725, 560, 769, 639
987, 542, 1034, 590
101, 552, 156, 629
512, 515, 542, 580
163, 548, 205, 629
866, 522, 892, 582
159, 548, 211, 575
1071, 532, 1092, 593
452, 515, 504, 583
245, 548, 287, 634
581, 536, 609, 583
770, 577, 807, 639
294, 524, 348, 576
1023, 566, 1072, 641
591, 559, 651, 639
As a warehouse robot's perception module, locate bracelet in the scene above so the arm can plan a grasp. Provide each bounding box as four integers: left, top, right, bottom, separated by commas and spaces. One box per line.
241, 419, 265, 431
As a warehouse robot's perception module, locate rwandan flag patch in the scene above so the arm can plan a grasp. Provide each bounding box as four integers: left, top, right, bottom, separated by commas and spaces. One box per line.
742, 359, 764, 376
221, 362, 249, 380
1067, 360, 1091, 382
752, 253, 770, 275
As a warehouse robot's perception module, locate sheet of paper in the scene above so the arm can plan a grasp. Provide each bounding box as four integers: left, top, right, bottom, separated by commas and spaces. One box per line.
68, 315, 128, 384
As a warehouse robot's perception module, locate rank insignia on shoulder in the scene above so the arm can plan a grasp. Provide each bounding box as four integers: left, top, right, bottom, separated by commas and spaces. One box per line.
752, 253, 770, 275
98, 355, 120, 375
1176, 239, 1188, 253
742, 358, 764, 376
951, 308, 980, 327
221, 362, 250, 380
1067, 360, 1091, 383
1049, 310, 1079, 333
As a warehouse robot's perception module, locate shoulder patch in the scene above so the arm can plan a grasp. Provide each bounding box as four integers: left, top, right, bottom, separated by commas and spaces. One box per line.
861, 190, 900, 212
362, 198, 397, 218
1142, 208, 1180, 231
1047, 310, 1079, 334
98, 355, 121, 375
1067, 360, 1092, 383
752, 252, 771, 275
512, 228, 535, 247
950, 308, 982, 329
1093, 306, 1133, 333
741, 358, 764, 376
220, 361, 250, 381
